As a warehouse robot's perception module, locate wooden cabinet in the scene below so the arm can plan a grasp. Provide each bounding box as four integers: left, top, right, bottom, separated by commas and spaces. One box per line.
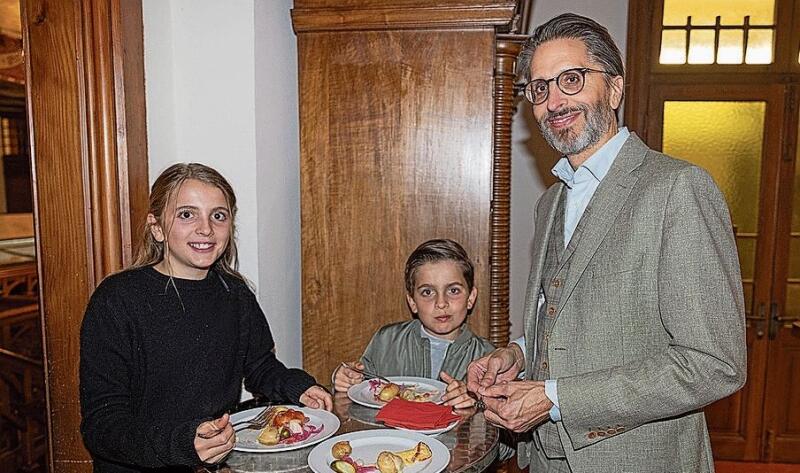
291, 0, 524, 381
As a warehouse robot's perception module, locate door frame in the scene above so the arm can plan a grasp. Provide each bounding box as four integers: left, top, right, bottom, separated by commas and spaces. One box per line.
646, 84, 785, 461
21, 0, 148, 471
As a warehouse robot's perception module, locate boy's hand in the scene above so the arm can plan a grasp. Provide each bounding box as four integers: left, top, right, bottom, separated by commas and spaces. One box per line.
194, 413, 235, 464
333, 362, 365, 392
440, 371, 476, 409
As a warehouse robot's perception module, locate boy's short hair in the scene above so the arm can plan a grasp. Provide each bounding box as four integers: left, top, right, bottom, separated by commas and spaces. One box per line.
404, 239, 475, 294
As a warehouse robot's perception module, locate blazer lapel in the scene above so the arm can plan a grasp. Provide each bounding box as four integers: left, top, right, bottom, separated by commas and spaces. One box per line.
552, 134, 649, 320
523, 184, 564, 351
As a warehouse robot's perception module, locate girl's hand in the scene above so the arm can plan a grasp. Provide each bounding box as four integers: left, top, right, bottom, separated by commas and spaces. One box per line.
333, 362, 365, 393
440, 371, 476, 409
300, 385, 333, 411
194, 413, 235, 464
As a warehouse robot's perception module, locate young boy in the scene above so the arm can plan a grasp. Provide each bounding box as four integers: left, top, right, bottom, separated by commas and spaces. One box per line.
333, 238, 494, 409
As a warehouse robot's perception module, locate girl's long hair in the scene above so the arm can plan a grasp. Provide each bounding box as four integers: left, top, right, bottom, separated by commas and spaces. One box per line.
132, 163, 244, 282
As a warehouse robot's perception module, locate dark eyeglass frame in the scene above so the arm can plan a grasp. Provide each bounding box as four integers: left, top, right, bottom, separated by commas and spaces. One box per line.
523, 67, 612, 105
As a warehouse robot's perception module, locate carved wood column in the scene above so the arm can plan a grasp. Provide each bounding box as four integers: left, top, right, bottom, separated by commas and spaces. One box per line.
22, 0, 147, 471
489, 36, 524, 348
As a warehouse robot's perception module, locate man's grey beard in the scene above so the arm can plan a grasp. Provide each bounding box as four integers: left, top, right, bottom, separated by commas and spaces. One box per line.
537, 100, 615, 157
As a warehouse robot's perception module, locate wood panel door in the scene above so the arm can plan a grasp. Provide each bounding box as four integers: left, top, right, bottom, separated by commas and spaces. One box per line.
292, 0, 519, 383
647, 83, 800, 462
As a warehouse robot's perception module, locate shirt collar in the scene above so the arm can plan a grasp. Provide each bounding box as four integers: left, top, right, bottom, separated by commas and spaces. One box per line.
551, 127, 630, 188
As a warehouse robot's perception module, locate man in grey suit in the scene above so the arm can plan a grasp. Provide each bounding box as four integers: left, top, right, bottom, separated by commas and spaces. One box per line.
466, 13, 747, 473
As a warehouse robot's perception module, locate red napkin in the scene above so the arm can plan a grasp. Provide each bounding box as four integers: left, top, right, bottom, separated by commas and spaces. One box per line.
376, 398, 461, 430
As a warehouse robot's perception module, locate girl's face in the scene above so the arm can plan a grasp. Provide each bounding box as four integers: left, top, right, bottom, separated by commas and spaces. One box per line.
406, 260, 477, 341
149, 179, 232, 280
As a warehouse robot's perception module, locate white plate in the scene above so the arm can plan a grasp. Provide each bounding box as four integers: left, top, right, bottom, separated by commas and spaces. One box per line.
232, 406, 340, 453
393, 419, 459, 436
347, 377, 447, 409
307, 429, 450, 473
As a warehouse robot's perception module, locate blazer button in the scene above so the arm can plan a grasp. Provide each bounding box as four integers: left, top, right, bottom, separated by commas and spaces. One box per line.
597, 431, 606, 437
541, 361, 548, 370
606, 428, 616, 435
551, 278, 561, 288
587, 432, 596, 439
547, 305, 556, 316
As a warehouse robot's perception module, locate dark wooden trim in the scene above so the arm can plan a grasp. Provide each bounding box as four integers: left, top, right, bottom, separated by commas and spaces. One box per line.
21, 0, 148, 471
489, 36, 523, 347
291, 2, 517, 32
623, 0, 652, 141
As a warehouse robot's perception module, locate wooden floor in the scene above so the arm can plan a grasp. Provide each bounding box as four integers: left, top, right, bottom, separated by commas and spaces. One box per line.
716, 461, 800, 473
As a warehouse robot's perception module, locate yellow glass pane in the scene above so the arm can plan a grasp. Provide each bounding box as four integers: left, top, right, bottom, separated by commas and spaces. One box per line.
787, 122, 800, 320
688, 30, 715, 64
660, 30, 687, 64
662, 102, 765, 295
745, 30, 774, 64
663, 0, 775, 26
717, 30, 744, 64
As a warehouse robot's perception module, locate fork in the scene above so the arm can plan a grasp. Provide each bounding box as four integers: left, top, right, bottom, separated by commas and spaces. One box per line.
197, 406, 273, 439
232, 406, 272, 431
341, 362, 392, 384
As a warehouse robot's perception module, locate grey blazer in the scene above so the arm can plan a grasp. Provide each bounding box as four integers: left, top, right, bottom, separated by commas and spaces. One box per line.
521, 134, 747, 473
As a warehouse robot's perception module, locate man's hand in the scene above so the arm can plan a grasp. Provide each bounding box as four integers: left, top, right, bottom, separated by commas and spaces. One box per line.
300, 385, 333, 411
194, 413, 235, 464
333, 362, 365, 393
466, 344, 525, 394
440, 371, 476, 409
480, 380, 552, 433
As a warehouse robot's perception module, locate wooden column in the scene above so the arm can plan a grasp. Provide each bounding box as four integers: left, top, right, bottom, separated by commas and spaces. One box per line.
22, 0, 148, 471
489, 36, 524, 348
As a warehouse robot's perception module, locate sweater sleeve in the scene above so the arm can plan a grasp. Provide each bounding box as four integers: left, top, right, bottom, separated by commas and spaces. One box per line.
79, 285, 202, 468
240, 291, 316, 404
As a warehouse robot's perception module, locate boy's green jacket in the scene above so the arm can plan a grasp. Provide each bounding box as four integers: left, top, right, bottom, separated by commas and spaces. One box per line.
361, 319, 495, 381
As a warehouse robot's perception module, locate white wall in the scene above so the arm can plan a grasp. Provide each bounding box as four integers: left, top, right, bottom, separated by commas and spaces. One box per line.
509, 1, 629, 339
142, 0, 630, 362
142, 0, 303, 369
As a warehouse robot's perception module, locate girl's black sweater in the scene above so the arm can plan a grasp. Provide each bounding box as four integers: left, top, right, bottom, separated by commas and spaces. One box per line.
79, 266, 316, 472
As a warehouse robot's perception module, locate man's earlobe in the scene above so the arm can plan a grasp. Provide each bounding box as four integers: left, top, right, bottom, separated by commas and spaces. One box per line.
609, 76, 624, 109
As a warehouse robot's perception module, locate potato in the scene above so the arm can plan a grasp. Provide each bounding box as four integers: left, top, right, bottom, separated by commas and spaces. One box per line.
256, 426, 279, 446
376, 451, 404, 473
378, 383, 401, 402
331, 440, 352, 460
330, 460, 357, 473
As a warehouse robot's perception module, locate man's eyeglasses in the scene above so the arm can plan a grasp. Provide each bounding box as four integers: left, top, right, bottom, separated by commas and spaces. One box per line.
522, 67, 612, 105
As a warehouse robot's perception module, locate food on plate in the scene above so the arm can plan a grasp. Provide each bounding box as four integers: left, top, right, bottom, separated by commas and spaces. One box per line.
369, 380, 438, 403
330, 460, 358, 473
255, 406, 322, 446
393, 442, 432, 464
378, 383, 401, 401
332, 440, 353, 460
376, 452, 404, 473
329, 440, 432, 473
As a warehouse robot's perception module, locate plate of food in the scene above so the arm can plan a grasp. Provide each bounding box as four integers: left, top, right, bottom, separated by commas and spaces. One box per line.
347, 377, 447, 409
232, 405, 340, 453
307, 429, 450, 473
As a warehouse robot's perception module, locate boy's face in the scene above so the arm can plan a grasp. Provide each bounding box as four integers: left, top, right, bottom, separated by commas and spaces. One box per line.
406, 260, 477, 341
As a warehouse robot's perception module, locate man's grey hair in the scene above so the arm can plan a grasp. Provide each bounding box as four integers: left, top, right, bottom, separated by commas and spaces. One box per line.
517, 13, 624, 85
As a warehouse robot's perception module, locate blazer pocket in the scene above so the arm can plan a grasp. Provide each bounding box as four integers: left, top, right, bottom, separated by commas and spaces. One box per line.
590, 254, 644, 277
